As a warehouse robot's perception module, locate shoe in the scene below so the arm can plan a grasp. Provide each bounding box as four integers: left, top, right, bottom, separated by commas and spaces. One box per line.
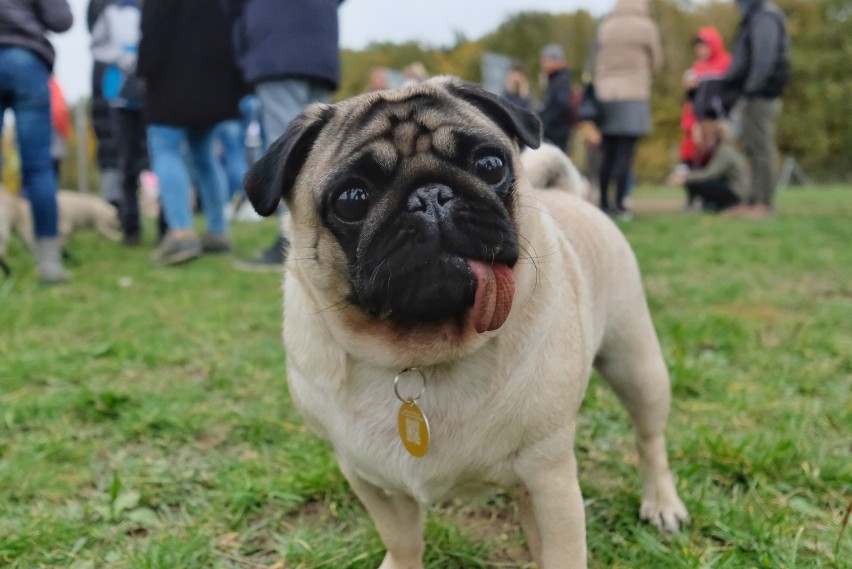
123, 233, 141, 247
34, 238, 70, 284
615, 207, 633, 222
742, 204, 775, 219
721, 203, 751, 217
150, 232, 201, 265
233, 234, 289, 273
233, 199, 263, 222
200, 232, 232, 253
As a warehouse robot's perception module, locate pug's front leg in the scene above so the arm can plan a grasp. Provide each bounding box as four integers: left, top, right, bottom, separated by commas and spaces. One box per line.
515, 450, 588, 568
338, 457, 425, 569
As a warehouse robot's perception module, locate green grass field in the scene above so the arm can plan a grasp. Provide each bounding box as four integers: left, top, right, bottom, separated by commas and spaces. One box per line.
1, 187, 850, 568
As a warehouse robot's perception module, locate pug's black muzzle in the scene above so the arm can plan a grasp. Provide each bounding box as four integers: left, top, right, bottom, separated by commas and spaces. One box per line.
352, 183, 519, 323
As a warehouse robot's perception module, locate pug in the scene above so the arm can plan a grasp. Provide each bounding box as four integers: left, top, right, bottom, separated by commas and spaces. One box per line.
243, 77, 688, 568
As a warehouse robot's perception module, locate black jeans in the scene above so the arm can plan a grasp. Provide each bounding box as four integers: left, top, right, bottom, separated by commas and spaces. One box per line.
685, 178, 741, 212
117, 108, 148, 238
599, 135, 639, 211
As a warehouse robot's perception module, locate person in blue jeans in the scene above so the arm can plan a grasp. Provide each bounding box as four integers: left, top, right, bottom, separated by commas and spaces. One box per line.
229, 0, 343, 270
0, 0, 73, 283
137, 0, 244, 265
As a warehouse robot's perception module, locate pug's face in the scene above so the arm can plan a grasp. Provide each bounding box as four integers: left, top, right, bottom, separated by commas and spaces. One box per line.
245, 77, 541, 363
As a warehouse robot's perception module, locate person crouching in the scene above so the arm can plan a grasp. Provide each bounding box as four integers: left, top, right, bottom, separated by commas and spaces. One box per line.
668, 120, 748, 213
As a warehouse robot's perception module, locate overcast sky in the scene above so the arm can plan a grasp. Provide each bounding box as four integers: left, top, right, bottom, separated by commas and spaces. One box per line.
52, 0, 613, 102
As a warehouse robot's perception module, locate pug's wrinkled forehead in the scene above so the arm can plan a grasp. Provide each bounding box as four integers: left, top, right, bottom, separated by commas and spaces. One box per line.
331, 79, 540, 162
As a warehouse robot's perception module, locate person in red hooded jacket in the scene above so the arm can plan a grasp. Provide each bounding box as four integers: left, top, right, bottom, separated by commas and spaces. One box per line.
678, 27, 732, 209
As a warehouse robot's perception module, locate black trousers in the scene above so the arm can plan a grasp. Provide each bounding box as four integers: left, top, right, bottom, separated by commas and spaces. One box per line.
685, 178, 741, 212
599, 135, 639, 211
116, 108, 148, 238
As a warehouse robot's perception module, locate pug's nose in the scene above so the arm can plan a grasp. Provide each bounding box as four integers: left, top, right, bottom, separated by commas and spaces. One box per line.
407, 184, 455, 220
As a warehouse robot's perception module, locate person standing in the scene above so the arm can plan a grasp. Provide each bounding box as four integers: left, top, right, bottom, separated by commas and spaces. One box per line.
538, 44, 573, 152
87, 0, 123, 211
501, 61, 532, 110
593, 0, 662, 219
91, 0, 148, 245
0, 0, 73, 283
724, 0, 790, 218
137, 0, 245, 265
229, 0, 343, 271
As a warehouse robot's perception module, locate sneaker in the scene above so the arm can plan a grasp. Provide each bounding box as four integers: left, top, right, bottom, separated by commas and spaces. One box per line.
233, 199, 263, 222
150, 233, 202, 265
742, 204, 775, 219
615, 207, 633, 222
200, 232, 232, 253
123, 233, 141, 247
233, 234, 289, 273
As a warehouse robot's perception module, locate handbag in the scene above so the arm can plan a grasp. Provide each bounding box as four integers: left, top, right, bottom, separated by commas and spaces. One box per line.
577, 82, 602, 125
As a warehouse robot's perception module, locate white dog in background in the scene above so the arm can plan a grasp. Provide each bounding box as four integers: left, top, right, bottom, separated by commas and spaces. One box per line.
0, 188, 121, 274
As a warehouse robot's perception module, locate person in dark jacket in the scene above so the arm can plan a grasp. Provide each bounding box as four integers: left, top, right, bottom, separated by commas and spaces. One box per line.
538, 44, 573, 153
0, 0, 73, 283
724, 0, 790, 218
87, 0, 123, 210
91, 0, 150, 245
229, 0, 343, 270
137, 0, 244, 265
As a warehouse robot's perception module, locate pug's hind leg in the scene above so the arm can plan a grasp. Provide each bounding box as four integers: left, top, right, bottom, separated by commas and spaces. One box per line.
338, 457, 425, 569
595, 327, 689, 532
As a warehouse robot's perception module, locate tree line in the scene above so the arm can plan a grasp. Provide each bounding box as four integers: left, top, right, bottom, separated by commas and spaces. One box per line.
338, 0, 851, 183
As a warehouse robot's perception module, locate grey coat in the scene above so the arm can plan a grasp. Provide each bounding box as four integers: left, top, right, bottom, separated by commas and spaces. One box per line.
0, 0, 73, 69
599, 100, 652, 137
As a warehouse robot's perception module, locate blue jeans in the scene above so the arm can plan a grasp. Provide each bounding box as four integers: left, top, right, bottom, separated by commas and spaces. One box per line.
213, 119, 247, 200
0, 47, 58, 238
146, 124, 227, 235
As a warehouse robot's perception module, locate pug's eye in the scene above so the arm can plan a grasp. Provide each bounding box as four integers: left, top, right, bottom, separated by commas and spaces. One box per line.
333, 187, 370, 221
474, 154, 507, 185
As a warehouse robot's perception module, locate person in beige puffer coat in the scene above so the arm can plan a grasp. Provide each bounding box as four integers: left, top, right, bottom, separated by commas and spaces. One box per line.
594, 0, 662, 218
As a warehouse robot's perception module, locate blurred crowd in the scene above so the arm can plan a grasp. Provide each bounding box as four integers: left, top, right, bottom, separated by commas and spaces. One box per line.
0, 0, 790, 284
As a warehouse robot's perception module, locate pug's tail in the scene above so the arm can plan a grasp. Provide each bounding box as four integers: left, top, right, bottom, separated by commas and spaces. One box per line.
521, 143, 588, 198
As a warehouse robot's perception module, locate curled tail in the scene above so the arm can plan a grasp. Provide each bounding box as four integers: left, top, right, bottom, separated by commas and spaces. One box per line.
521, 143, 588, 198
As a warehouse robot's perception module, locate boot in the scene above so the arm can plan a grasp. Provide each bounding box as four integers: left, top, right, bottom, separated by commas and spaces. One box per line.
34, 238, 70, 284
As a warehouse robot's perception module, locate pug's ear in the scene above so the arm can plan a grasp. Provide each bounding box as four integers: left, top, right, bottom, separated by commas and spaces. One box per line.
243, 103, 335, 216
446, 80, 542, 149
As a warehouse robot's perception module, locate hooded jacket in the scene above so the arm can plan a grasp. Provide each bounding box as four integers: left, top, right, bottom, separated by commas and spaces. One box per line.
0, 0, 73, 69
692, 27, 731, 80
594, 0, 663, 102
725, 0, 790, 99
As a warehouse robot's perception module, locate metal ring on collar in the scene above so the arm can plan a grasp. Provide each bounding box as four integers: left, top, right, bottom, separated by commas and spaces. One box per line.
393, 367, 427, 404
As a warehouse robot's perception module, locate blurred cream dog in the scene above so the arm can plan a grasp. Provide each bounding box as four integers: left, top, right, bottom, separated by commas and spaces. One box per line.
0, 188, 121, 273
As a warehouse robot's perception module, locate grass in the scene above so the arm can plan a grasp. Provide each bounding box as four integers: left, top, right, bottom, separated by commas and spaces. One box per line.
1, 186, 850, 568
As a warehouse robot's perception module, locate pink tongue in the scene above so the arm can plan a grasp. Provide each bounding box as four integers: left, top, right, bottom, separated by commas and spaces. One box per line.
467, 260, 516, 333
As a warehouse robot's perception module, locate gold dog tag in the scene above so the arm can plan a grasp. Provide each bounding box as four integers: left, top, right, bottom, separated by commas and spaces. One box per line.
397, 399, 430, 457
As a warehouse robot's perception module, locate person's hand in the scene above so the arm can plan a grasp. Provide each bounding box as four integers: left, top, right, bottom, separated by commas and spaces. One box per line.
682, 69, 698, 90
666, 172, 686, 187
580, 121, 601, 146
